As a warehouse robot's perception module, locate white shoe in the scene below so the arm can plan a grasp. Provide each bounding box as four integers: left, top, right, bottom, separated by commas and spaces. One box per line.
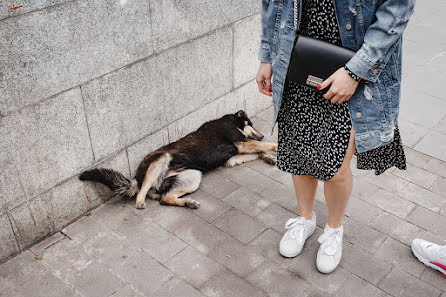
411, 238, 446, 276
279, 212, 316, 258
316, 224, 343, 274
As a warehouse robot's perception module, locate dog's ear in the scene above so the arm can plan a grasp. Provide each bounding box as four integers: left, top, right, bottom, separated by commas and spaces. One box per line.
235, 110, 245, 118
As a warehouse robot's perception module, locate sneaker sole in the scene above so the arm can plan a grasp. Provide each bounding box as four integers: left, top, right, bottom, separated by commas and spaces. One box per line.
411, 245, 446, 276
279, 225, 316, 258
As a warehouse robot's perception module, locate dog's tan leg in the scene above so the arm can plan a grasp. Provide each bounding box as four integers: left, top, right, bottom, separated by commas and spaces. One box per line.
159, 169, 202, 209
135, 153, 172, 209
224, 153, 260, 167
235, 140, 277, 153
259, 152, 277, 165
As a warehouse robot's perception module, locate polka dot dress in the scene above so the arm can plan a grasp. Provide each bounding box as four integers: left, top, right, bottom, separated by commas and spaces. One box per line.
277, 0, 407, 181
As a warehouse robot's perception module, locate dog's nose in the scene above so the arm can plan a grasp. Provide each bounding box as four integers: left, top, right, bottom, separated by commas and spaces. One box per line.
256, 133, 264, 141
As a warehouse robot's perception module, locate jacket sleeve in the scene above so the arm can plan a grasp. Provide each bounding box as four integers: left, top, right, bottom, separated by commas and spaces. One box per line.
258, 0, 275, 63
345, 0, 416, 82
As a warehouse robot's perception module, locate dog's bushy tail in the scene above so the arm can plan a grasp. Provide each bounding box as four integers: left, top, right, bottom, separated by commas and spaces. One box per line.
79, 168, 138, 199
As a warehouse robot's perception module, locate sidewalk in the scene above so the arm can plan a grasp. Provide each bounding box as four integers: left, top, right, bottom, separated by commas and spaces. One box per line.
1, 107, 445, 297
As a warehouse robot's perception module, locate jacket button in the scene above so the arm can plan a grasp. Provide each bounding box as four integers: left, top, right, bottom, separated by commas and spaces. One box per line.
364, 141, 370, 146
345, 23, 352, 30
371, 68, 378, 75
356, 112, 362, 118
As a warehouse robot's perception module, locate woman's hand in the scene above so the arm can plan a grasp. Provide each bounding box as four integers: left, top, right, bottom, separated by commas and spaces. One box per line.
256, 62, 273, 96
318, 67, 359, 104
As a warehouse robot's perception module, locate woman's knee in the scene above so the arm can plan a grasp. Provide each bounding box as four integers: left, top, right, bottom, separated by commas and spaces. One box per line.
326, 166, 352, 184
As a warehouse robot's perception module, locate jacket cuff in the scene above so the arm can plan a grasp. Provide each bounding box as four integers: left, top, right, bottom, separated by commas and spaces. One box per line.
258, 41, 272, 63
345, 45, 382, 83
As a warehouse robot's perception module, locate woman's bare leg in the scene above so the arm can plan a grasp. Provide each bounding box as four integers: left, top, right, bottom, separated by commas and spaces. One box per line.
291, 174, 318, 219
323, 128, 356, 228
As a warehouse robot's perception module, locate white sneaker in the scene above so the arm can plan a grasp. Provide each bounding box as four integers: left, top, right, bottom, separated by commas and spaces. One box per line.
411, 238, 446, 276
316, 224, 343, 274
279, 212, 316, 258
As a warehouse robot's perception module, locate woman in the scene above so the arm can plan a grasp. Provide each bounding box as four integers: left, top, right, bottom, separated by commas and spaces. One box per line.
256, 0, 415, 273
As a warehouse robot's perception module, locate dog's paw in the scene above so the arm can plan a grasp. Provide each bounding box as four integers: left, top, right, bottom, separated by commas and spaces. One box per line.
262, 152, 277, 165
272, 144, 278, 152
135, 202, 146, 209
185, 200, 200, 209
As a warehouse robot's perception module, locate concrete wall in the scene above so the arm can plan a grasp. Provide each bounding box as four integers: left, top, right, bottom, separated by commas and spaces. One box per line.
0, 0, 272, 262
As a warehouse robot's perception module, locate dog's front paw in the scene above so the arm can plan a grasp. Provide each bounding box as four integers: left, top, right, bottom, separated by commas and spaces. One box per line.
272, 144, 278, 152
262, 152, 277, 165
135, 202, 146, 209
185, 200, 200, 209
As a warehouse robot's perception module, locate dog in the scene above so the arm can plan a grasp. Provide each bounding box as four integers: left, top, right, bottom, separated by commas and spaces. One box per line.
79, 110, 278, 209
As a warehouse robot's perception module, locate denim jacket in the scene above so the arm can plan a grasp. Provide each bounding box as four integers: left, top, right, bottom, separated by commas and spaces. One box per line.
259, 0, 416, 153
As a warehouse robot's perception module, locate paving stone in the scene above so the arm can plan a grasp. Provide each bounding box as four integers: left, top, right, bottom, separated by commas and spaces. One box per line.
393, 182, 446, 213
187, 190, 232, 223
213, 209, 267, 244
0, 214, 19, 262
30, 232, 67, 256
351, 177, 381, 200
1, 0, 154, 114
423, 157, 446, 179
0, 88, 93, 198
109, 284, 144, 297
404, 146, 432, 168
246, 158, 292, 187
286, 248, 350, 294
152, 277, 206, 297
341, 242, 392, 285
13, 269, 81, 297
174, 214, 229, 254
344, 195, 382, 224
130, 221, 187, 264
314, 200, 329, 228
407, 206, 446, 238
223, 187, 271, 217
246, 261, 311, 297
379, 268, 441, 297
370, 212, 424, 245
430, 175, 446, 197
258, 183, 300, 213
199, 171, 240, 199
165, 246, 223, 288
333, 273, 390, 297
82, 230, 135, 271
255, 203, 296, 233
420, 265, 446, 292
66, 261, 125, 297
391, 163, 437, 189
215, 165, 284, 196
414, 130, 446, 162
364, 188, 416, 219
363, 171, 410, 198
200, 269, 267, 297
62, 213, 113, 242
148, 202, 196, 233
0, 251, 46, 293
233, 14, 261, 88
208, 238, 266, 277
343, 217, 387, 254
375, 237, 425, 277
120, 249, 174, 295
247, 228, 293, 268
9, 197, 53, 249
398, 119, 429, 148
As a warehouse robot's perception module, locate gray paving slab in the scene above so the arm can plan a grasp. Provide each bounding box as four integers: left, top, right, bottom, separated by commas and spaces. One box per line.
186, 190, 232, 223
200, 269, 267, 297
222, 186, 271, 217
165, 246, 224, 288
379, 268, 442, 297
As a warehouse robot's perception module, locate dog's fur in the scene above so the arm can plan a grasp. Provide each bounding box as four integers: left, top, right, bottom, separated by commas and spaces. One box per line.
79, 110, 277, 209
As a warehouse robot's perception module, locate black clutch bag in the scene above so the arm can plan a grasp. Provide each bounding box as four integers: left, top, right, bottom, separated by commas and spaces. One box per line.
286, 35, 356, 94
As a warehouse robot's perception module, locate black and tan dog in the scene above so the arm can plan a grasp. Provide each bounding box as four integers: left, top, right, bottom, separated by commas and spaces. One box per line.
79, 110, 277, 209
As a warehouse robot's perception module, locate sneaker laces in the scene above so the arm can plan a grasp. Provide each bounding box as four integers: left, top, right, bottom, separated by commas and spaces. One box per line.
318, 227, 342, 256
284, 217, 306, 240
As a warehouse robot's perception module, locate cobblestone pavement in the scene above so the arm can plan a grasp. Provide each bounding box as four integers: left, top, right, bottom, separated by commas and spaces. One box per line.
1, 107, 446, 297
